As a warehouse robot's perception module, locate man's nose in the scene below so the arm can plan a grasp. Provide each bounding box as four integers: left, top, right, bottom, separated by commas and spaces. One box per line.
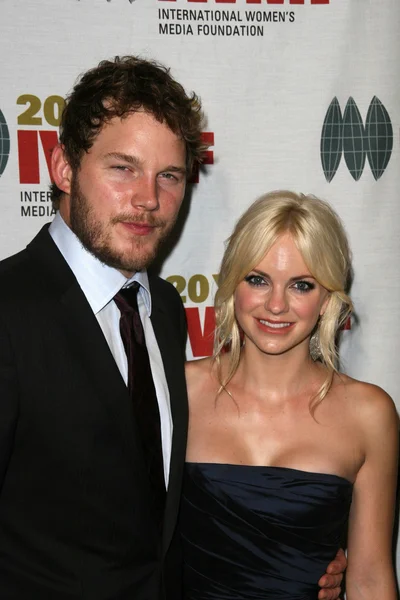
130, 176, 159, 211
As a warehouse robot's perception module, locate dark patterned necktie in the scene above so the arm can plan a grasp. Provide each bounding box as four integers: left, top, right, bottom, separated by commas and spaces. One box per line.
114, 282, 166, 530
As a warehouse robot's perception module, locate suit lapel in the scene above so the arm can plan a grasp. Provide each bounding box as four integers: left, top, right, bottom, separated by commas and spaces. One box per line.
27, 227, 187, 548
26, 226, 151, 485
150, 286, 188, 554
59, 284, 145, 471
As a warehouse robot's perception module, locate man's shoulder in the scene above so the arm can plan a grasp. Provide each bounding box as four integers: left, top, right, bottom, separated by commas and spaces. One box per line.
0, 247, 31, 283
0, 246, 38, 315
148, 274, 187, 344
148, 273, 183, 307
0, 225, 66, 305
0, 224, 51, 276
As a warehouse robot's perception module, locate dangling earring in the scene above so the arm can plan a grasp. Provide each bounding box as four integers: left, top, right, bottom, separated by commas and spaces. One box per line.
309, 329, 321, 361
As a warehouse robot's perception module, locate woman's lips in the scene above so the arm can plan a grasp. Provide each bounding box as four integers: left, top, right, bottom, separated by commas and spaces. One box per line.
256, 318, 294, 334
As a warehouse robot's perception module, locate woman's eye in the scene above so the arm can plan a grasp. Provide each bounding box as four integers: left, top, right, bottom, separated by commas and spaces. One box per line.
293, 280, 315, 293
244, 274, 266, 287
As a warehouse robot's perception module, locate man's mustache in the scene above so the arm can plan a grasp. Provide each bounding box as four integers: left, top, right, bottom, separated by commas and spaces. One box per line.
111, 214, 166, 228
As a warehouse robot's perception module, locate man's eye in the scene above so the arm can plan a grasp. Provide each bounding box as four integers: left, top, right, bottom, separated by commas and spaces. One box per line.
112, 166, 130, 171
244, 274, 266, 287
293, 281, 315, 293
160, 172, 178, 181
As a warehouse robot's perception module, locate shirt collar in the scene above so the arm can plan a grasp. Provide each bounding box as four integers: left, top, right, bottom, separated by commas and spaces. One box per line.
49, 212, 152, 316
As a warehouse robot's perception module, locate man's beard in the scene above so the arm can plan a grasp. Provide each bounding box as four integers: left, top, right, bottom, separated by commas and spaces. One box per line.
69, 175, 177, 273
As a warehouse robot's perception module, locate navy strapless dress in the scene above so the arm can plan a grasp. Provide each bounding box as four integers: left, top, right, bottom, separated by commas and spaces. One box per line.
180, 463, 353, 600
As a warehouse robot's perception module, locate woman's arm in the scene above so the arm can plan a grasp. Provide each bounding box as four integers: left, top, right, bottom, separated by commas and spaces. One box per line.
346, 384, 398, 600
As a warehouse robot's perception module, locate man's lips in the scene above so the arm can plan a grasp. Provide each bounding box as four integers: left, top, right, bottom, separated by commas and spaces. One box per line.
120, 221, 158, 236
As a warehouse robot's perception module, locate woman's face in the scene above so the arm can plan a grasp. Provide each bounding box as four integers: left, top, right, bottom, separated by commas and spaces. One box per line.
234, 233, 330, 357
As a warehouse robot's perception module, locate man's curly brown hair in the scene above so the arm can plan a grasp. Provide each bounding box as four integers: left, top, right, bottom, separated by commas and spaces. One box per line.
51, 55, 207, 208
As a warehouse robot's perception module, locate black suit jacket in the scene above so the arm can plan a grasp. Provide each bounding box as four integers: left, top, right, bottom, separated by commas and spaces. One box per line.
0, 225, 188, 599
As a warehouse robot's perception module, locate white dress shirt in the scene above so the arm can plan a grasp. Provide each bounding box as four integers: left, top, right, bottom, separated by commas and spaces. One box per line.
49, 213, 172, 485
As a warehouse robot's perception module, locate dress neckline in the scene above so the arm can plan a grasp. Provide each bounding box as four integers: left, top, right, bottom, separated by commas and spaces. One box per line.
185, 461, 353, 486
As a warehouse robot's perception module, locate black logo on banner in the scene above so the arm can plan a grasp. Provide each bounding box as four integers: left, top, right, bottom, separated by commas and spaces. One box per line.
321, 97, 393, 182
0, 109, 10, 177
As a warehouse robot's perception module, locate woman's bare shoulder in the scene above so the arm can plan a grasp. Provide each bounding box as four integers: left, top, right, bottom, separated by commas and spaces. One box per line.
185, 357, 219, 410
333, 372, 398, 430
185, 357, 215, 385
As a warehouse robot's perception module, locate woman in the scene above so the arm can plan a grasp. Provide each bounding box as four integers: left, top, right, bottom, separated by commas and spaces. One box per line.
181, 191, 398, 600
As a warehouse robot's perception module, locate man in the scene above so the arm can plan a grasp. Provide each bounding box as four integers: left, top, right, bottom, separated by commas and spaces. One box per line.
0, 56, 345, 599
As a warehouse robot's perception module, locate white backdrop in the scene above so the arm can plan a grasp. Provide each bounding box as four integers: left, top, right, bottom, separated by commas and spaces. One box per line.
0, 0, 399, 574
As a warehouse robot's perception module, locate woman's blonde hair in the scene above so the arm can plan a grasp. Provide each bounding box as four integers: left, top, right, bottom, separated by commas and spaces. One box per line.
214, 190, 353, 407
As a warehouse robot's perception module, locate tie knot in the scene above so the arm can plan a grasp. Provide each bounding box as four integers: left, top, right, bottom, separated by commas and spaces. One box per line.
114, 282, 140, 316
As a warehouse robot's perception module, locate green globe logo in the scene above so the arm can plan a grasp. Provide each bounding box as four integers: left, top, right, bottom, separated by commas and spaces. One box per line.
0, 109, 10, 177
321, 96, 393, 182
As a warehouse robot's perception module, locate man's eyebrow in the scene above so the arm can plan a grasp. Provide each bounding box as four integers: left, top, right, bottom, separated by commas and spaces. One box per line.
103, 153, 187, 174
103, 152, 142, 167
162, 165, 187, 175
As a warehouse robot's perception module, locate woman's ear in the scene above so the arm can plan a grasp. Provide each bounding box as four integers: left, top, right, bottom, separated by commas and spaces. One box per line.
320, 292, 331, 317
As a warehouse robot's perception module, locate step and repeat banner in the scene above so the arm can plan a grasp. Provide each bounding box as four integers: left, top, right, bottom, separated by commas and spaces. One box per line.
1, 0, 399, 562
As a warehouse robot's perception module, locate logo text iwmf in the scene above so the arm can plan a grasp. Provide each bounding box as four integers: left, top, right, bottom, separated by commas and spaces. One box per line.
17, 94, 64, 184
160, 1, 328, 4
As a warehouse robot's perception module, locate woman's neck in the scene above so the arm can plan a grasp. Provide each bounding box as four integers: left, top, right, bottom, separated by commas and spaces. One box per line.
231, 341, 325, 402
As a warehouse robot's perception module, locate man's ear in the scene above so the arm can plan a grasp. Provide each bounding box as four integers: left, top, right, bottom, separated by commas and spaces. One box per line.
51, 144, 72, 194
